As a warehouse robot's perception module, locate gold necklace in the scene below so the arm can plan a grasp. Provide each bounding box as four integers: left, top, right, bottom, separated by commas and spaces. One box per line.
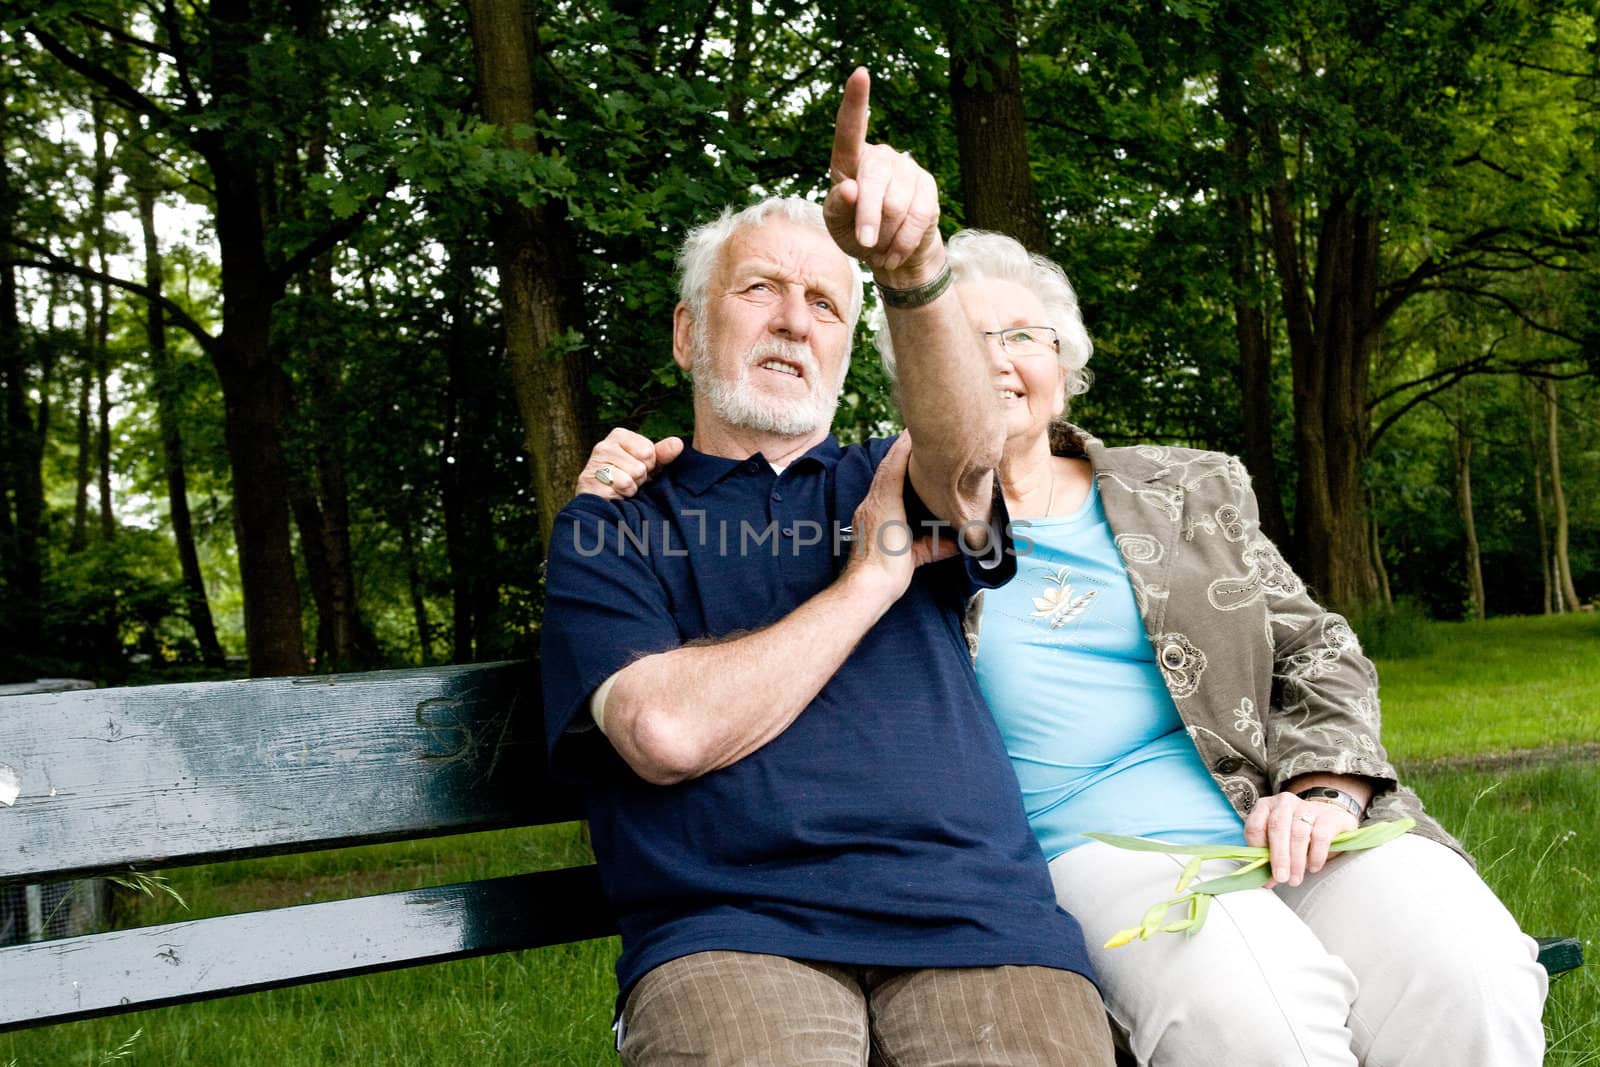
1044, 459, 1057, 516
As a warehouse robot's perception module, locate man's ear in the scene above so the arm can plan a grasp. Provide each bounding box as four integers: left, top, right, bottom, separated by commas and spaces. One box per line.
672, 303, 696, 373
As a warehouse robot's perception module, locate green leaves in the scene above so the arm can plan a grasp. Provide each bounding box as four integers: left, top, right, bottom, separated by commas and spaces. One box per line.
1093, 818, 1417, 947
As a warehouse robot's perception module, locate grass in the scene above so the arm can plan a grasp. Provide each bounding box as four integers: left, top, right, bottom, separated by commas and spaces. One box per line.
1374, 611, 1600, 763
3, 613, 1597, 1063
2, 825, 622, 1065
1406, 763, 1600, 1065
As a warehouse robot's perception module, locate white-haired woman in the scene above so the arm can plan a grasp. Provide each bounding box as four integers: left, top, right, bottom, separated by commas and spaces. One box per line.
577, 228, 1549, 1066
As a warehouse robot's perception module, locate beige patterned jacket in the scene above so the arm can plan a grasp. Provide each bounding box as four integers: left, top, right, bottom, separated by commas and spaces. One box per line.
968, 423, 1461, 858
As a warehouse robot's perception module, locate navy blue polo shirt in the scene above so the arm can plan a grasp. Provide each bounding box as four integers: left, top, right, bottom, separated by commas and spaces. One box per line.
540, 434, 1094, 1010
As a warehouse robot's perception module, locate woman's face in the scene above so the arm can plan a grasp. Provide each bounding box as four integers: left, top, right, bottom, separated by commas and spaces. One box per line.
956, 278, 1067, 444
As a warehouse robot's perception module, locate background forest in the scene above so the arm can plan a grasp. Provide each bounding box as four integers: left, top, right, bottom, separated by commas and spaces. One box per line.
1, 0, 1596, 683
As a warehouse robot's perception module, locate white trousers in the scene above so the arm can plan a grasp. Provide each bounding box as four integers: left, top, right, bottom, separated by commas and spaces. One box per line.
1048, 834, 1548, 1067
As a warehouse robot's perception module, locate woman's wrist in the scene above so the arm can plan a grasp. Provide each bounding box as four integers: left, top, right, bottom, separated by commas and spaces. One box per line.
1295, 785, 1365, 820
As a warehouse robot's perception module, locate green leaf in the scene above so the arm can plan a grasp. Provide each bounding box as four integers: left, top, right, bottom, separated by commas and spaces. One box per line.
1184, 860, 1272, 896
1175, 854, 1206, 892
1329, 818, 1416, 852
1082, 832, 1266, 860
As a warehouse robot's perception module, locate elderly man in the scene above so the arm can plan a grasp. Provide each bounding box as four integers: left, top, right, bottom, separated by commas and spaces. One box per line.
540, 69, 1111, 1066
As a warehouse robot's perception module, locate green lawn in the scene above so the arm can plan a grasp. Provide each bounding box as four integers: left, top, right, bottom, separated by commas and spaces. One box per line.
1375, 612, 1600, 764
1407, 763, 1600, 1066
4, 613, 1597, 1064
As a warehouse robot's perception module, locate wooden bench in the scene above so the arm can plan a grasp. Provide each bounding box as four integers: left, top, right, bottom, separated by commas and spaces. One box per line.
0, 661, 614, 1032
0, 662, 1584, 1035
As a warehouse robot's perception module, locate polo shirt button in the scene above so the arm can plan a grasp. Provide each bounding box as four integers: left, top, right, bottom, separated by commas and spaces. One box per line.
771, 490, 783, 502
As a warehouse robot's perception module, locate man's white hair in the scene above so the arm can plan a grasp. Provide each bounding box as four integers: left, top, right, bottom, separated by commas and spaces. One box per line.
677, 196, 865, 332
872, 229, 1092, 403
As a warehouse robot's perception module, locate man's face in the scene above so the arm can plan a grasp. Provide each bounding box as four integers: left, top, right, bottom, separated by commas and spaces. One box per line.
676, 219, 858, 439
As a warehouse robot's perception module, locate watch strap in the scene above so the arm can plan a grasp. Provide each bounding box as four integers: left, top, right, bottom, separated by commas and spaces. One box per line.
1296, 786, 1364, 819
874, 262, 953, 309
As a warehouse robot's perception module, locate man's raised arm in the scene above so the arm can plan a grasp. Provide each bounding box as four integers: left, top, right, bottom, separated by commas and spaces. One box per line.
823, 68, 1003, 530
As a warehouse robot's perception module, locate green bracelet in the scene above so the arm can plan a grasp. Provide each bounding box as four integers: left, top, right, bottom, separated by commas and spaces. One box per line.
874, 262, 953, 309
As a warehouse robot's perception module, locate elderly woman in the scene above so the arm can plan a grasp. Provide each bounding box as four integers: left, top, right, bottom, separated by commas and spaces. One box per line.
577, 229, 1549, 1065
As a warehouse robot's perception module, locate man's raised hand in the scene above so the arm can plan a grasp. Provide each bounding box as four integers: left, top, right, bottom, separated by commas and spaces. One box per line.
824, 68, 942, 284
574, 428, 683, 501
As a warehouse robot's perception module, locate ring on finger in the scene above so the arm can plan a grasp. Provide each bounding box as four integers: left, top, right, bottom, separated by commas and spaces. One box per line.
593, 466, 615, 486
1297, 813, 1316, 826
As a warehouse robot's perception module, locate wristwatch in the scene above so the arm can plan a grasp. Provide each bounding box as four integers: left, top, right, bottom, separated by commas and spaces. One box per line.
1296, 786, 1364, 820
874, 262, 953, 309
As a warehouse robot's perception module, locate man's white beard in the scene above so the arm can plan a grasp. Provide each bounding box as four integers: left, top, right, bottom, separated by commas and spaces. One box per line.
691, 332, 848, 438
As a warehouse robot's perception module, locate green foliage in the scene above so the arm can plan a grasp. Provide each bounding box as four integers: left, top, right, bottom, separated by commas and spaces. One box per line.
1349, 597, 1439, 660
4, 0, 1596, 677
36, 531, 189, 682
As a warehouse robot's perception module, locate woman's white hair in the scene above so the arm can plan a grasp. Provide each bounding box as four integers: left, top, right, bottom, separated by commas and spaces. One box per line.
677, 196, 865, 331
873, 229, 1092, 402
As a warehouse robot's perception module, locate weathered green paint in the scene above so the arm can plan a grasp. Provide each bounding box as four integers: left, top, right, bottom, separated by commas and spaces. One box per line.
0, 868, 611, 1032
0, 662, 578, 885
1537, 936, 1584, 978
0, 662, 617, 1032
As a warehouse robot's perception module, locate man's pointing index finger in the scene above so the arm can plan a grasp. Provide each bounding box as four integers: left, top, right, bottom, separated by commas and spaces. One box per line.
829, 67, 870, 183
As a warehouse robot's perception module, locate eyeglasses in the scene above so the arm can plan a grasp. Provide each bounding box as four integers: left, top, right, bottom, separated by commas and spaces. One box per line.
981, 327, 1060, 356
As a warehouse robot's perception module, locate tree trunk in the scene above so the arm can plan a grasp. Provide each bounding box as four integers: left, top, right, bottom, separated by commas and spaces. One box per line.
288, 476, 336, 666
96, 357, 113, 539
1543, 377, 1580, 611
1453, 427, 1485, 620
1263, 172, 1381, 612
91, 99, 115, 541
1, 251, 46, 651
1526, 380, 1553, 614
201, 0, 309, 676
136, 160, 225, 666
946, 0, 1048, 252
1219, 100, 1292, 548
1368, 500, 1392, 609
213, 316, 306, 675
440, 240, 501, 662
70, 354, 92, 552
468, 0, 592, 549
280, 0, 376, 674
725, 0, 754, 126
286, 262, 378, 672
399, 511, 434, 664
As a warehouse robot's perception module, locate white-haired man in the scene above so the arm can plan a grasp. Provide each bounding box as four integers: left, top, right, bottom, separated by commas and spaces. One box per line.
541, 69, 1111, 1066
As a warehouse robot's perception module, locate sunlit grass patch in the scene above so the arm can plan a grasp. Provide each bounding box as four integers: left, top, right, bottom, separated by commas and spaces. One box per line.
1376, 612, 1600, 763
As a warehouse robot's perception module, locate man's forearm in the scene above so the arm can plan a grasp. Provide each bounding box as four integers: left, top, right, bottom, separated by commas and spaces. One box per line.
601, 568, 902, 785
880, 260, 1004, 527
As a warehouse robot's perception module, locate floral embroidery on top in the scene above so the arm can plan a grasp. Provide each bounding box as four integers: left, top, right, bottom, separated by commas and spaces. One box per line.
1030, 566, 1098, 630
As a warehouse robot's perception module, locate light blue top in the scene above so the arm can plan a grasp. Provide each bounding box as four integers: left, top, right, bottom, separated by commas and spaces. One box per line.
976, 482, 1246, 860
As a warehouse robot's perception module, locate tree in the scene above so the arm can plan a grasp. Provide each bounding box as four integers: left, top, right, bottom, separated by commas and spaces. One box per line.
130, 124, 225, 666
944, 0, 1049, 251
466, 0, 591, 549
14, 2, 428, 673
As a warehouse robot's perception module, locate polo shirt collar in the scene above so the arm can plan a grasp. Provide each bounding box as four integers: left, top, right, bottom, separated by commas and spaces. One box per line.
672, 434, 844, 496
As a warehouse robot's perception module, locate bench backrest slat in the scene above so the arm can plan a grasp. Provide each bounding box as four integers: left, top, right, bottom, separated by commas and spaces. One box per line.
0, 662, 573, 886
